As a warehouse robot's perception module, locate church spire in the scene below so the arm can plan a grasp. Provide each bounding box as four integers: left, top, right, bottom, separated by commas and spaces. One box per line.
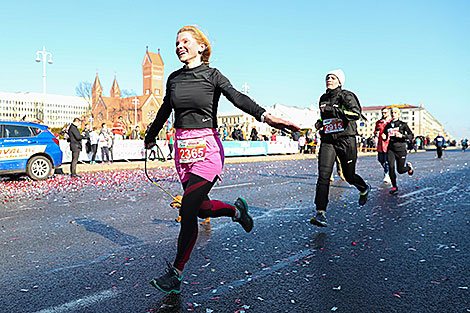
110, 75, 121, 98
92, 72, 102, 105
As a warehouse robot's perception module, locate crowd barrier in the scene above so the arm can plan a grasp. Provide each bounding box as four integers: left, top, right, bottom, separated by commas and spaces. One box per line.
60, 137, 299, 163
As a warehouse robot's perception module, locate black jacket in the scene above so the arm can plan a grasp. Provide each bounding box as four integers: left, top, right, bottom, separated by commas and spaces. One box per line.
145, 64, 266, 145
383, 119, 414, 151
317, 87, 362, 141
68, 124, 84, 152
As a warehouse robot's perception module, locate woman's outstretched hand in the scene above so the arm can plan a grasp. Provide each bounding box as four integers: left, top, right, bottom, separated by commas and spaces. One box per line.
264, 114, 300, 133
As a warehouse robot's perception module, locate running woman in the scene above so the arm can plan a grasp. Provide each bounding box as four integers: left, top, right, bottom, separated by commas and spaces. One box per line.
310, 69, 371, 228
382, 107, 414, 194
374, 107, 391, 183
144, 25, 300, 294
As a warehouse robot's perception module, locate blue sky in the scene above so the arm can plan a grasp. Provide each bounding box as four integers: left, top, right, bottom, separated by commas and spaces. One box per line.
0, 0, 469, 139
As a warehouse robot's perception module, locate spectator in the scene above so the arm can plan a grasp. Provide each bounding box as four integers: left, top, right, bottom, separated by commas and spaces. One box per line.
130, 125, 143, 140
270, 130, 277, 141
99, 123, 111, 164
89, 127, 99, 164
298, 135, 306, 154
112, 116, 126, 140
166, 127, 175, 160
249, 126, 259, 141
68, 118, 83, 178
82, 123, 92, 155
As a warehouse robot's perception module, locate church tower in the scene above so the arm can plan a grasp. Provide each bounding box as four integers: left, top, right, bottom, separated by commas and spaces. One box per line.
92, 73, 103, 105
142, 47, 164, 103
110, 76, 121, 98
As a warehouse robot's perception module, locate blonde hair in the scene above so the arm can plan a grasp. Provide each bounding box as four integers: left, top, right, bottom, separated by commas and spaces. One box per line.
177, 25, 211, 66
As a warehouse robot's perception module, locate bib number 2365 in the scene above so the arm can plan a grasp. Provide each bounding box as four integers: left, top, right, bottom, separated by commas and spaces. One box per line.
177, 138, 207, 163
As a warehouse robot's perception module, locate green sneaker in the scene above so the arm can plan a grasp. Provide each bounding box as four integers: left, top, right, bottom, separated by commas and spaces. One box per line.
232, 197, 253, 232
150, 262, 182, 294
310, 211, 328, 227
358, 183, 371, 206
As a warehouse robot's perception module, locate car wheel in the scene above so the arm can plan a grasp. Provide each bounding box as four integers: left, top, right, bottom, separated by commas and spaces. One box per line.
26, 156, 53, 180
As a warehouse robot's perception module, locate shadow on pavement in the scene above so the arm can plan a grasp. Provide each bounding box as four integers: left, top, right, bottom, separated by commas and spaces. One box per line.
75, 218, 143, 246
145, 293, 182, 313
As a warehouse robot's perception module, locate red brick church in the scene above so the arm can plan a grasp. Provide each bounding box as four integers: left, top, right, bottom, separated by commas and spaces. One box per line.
91, 47, 165, 133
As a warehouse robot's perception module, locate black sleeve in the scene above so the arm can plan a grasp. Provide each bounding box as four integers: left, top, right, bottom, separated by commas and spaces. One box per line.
144, 85, 172, 145
70, 126, 83, 141
339, 91, 362, 121
322, 90, 361, 121
401, 123, 414, 141
215, 70, 266, 121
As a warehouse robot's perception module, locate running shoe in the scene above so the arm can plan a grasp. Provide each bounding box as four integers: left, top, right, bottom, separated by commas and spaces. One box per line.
310, 211, 328, 227
338, 171, 346, 181
407, 162, 414, 175
232, 197, 253, 232
358, 183, 371, 206
150, 261, 182, 294
389, 187, 398, 195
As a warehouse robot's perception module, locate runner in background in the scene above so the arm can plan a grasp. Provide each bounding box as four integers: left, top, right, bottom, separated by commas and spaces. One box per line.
374, 107, 391, 184
144, 25, 300, 294
310, 69, 371, 228
382, 107, 414, 194
433, 133, 445, 159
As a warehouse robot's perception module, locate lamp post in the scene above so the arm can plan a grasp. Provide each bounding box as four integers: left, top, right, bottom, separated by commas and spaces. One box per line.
35, 46, 53, 95
132, 97, 140, 127
35, 46, 53, 123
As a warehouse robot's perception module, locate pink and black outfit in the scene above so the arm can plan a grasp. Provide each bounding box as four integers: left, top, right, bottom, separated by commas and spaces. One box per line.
145, 64, 266, 271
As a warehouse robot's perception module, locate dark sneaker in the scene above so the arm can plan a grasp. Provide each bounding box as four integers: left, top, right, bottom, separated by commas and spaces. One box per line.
150, 262, 182, 294
407, 162, 414, 175
390, 187, 398, 195
232, 197, 253, 232
358, 183, 371, 206
310, 211, 328, 227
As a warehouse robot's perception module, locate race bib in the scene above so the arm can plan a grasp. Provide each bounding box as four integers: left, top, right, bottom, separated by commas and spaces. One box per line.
388, 127, 400, 137
323, 118, 344, 134
177, 138, 207, 163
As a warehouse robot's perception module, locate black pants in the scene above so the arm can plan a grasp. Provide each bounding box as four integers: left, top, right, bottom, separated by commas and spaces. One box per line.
91, 144, 98, 162
174, 174, 236, 271
315, 136, 367, 211
436, 146, 443, 158
387, 149, 411, 188
70, 150, 80, 176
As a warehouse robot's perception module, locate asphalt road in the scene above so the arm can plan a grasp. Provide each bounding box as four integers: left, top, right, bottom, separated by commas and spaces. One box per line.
1, 150, 469, 313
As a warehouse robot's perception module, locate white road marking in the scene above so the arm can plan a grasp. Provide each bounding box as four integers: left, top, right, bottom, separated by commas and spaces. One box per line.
398, 187, 432, 198
33, 289, 120, 313
213, 182, 254, 190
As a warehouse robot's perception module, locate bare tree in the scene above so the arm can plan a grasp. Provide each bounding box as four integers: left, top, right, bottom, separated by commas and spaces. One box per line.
76, 81, 93, 124
76, 81, 93, 104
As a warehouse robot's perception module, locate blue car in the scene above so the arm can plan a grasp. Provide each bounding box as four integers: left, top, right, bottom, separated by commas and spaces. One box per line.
0, 121, 63, 180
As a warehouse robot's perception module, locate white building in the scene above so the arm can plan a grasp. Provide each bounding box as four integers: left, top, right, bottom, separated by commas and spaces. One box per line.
359, 104, 447, 139
0, 91, 89, 128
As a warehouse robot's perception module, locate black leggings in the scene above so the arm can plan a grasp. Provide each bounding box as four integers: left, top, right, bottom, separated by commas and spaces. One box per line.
387, 149, 411, 188
174, 174, 236, 271
315, 136, 367, 211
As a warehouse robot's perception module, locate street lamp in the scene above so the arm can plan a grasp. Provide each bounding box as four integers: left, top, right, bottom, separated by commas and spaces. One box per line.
35, 46, 53, 95
132, 97, 140, 127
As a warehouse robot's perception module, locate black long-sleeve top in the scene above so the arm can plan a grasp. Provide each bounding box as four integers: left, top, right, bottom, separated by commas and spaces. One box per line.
68, 124, 84, 152
383, 119, 414, 151
145, 64, 266, 143
318, 87, 362, 140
